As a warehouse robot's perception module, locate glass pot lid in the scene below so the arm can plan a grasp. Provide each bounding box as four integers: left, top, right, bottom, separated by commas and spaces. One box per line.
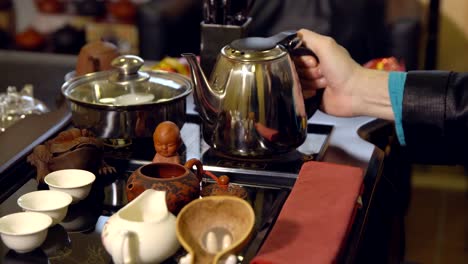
62, 55, 192, 109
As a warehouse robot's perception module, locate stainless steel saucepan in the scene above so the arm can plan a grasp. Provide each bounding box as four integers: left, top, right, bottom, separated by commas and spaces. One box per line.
61, 55, 192, 139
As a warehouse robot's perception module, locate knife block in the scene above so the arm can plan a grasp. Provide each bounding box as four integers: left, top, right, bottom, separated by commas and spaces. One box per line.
200, 18, 251, 77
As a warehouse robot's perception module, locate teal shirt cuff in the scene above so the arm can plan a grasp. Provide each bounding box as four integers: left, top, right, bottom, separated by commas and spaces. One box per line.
388, 71, 407, 145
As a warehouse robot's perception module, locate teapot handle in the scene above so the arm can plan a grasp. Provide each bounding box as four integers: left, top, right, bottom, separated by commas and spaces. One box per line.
268, 30, 299, 49
266, 30, 320, 62
281, 33, 320, 62
184, 158, 204, 182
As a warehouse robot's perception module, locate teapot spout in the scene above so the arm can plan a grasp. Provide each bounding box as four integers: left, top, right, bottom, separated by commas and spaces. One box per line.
182, 53, 219, 124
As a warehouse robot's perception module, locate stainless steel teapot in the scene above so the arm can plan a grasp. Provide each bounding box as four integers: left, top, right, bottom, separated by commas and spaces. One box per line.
183, 31, 315, 157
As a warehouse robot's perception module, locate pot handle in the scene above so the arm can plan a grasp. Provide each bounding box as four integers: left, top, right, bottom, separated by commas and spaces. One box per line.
184, 158, 204, 182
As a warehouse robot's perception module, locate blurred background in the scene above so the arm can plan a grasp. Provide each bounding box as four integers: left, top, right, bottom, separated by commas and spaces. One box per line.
0, 0, 467, 71
0, 0, 466, 263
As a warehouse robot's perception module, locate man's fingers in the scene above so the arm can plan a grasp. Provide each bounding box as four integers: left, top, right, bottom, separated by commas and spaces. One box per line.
297, 66, 323, 80
300, 77, 327, 89
293, 54, 319, 68
298, 29, 337, 62
314, 77, 327, 87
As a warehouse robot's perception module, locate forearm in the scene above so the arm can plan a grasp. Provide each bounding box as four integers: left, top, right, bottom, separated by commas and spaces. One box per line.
353, 68, 394, 120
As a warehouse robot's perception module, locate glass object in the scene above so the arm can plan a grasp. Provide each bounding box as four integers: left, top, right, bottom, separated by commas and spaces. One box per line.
0, 85, 49, 132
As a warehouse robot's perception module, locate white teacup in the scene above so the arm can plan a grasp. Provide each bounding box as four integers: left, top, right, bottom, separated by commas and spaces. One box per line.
0, 212, 52, 253
18, 190, 73, 225
44, 169, 96, 203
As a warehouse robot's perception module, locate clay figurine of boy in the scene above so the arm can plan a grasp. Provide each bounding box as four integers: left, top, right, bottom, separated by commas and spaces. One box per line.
152, 121, 182, 164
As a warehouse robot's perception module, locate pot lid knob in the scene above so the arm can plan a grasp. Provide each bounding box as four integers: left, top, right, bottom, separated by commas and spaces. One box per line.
110, 55, 149, 84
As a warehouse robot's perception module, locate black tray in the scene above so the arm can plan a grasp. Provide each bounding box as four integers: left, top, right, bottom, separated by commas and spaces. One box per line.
0, 160, 291, 263
0, 122, 332, 263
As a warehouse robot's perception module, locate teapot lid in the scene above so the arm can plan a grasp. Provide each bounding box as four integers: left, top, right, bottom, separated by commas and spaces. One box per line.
222, 40, 287, 62
230, 37, 279, 52
223, 31, 300, 62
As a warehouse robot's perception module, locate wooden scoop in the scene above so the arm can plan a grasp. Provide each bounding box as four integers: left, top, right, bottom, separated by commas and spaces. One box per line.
176, 196, 255, 264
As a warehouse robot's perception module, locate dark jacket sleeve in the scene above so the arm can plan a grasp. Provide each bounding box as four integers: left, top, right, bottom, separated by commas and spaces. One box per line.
402, 71, 468, 164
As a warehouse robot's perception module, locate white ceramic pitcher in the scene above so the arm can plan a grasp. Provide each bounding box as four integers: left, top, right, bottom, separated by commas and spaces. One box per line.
101, 189, 180, 263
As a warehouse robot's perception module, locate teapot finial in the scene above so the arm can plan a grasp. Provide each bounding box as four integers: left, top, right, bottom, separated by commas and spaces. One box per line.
182, 53, 220, 125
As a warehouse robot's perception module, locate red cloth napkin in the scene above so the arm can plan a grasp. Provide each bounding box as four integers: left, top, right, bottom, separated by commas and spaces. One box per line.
250, 161, 363, 264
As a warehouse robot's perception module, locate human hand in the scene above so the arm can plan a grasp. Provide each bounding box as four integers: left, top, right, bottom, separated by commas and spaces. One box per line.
294, 29, 393, 120
294, 29, 365, 117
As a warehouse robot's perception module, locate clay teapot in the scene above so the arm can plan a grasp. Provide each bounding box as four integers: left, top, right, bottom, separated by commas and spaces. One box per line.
35, 0, 65, 14
75, 40, 120, 76
107, 0, 137, 23
15, 28, 45, 51
126, 159, 203, 214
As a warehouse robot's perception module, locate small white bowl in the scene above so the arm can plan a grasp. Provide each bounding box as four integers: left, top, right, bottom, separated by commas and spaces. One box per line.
18, 190, 73, 225
44, 169, 96, 203
0, 212, 52, 253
